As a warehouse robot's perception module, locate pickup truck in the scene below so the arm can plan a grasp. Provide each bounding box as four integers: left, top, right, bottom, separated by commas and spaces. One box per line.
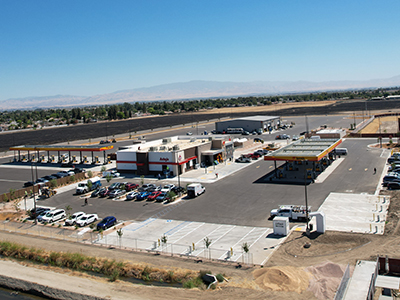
270, 205, 311, 221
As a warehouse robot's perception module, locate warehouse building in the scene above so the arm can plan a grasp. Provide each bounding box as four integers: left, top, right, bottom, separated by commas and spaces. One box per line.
116, 135, 234, 176
215, 115, 281, 133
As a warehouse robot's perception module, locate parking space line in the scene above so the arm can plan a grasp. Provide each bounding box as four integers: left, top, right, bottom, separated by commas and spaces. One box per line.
123, 218, 157, 232
163, 221, 191, 236
167, 222, 206, 244
194, 225, 236, 257
179, 224, 226, 255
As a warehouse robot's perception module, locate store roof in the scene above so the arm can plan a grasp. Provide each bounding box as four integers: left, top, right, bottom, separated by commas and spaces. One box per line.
264, 138, 342, 162
220, 115, 280, 122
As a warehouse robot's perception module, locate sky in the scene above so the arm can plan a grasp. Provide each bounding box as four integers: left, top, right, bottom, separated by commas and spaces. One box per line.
1, 0, 400, 100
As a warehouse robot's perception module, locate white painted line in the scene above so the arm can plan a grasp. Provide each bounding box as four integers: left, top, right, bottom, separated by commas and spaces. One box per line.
179, 224, 225, 255
167, 222, 206, 244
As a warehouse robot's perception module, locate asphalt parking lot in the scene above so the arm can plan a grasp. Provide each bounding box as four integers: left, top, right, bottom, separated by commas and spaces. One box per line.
0, 115, 390, 230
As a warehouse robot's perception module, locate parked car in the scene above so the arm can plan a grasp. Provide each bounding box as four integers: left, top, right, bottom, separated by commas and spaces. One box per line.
51, 173, 63, 179
36, 178, 49, 184
276, 134, 290, 139
125, 183, 139, 191
235, 156, 251, 163
23, 181, 35, 187
254, 150, 265, 156
91, 187, 106, 197
171, 186, 185, 194
126, 191, 139, 200
147, 191, 162, 201
109, 189, 125, 198
102, 170, 120, 178
137, 191, 151, 201
161, 184, 175, 193
43, 175, 57, 181
388, 156, 400, 164
142, 183, 156, 191
156, 192, 170, 202
75, 214, 98, 227
382, 173, 400, 187
250, 153, 261, 160
97, 216, 117, 231
99, 188, 111, 198
65, 212, 85, 226
108, 182, 122, 191
69, 168, 85, 174
186, 132, 193, 135
30, 207, 50, 219
292, 135, 300, 141
242, 131, 250, 135
37, 210, 50, 222
150, 185, 163, 192
41, 209, 66, 223
99, 140, 111, 144
387, 182, 400, 190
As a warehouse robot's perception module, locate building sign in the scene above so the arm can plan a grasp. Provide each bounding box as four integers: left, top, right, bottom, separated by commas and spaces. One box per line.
178, 155, 182, 161
160, 157, 169, 162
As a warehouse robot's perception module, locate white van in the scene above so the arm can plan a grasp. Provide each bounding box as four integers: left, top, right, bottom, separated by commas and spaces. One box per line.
41, 209, 66, 223
187, 183, 205, 198
334, 148, 348, 155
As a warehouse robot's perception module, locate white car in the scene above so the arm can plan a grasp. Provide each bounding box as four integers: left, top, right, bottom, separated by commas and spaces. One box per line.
65, 212, 85, 226
161, 184, 175, 193
41, 209, 66, 223
102, 170, 121, 178
126, 191, 139, 200
75, 214, 98, 227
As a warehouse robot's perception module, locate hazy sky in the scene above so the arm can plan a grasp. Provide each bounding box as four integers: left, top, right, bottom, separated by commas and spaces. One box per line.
1, 0, 399, 100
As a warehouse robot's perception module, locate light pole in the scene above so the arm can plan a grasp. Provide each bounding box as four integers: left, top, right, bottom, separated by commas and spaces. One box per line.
304, 160, 310, 235
30, 162, 37, 225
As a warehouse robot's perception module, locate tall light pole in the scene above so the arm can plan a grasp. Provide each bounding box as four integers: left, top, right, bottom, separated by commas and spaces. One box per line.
304, 160, 310, 235
30, 162, 37, 225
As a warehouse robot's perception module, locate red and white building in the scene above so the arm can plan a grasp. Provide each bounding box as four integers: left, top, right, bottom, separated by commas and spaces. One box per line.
116, 135, 234, 176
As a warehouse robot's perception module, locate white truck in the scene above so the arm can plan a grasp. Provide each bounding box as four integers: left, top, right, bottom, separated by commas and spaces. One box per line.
76, 176, 102, 195
187, 183, 205, 198
270, 205, 311, 221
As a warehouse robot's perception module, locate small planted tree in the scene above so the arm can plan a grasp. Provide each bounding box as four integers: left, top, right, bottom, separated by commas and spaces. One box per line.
204, 237, 212, 260
87, 180, 93, 192
65, 205, 72, 219
106, 174, 112, 183
101, 166, 106, 173
117, 228, 123, 248
50, 179, 57, 188
87, 170, 93, 178
140, 175, 145, 186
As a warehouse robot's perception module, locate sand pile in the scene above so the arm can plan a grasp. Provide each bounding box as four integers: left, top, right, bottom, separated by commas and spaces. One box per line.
306, 261, 349, 300
253, 266, 311, 293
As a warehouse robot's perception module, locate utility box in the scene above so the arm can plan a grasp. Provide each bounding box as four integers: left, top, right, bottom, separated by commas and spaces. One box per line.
273, 216, 290, 236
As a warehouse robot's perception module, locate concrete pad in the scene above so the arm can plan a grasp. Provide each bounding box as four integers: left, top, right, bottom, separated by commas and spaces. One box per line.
318, 193, 390, 234
95, 218, 287, 265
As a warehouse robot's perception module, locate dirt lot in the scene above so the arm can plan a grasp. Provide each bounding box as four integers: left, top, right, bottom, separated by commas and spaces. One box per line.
0, 189, 399, 299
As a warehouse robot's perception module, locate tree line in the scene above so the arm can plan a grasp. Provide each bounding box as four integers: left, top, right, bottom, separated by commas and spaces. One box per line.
1, 87, 398, 131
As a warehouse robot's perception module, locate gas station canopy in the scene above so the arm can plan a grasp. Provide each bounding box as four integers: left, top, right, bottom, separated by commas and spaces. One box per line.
264, 138, 342, 162
9, 145, 113, 152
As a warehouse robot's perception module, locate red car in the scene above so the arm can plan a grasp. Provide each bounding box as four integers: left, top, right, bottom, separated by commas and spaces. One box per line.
125, 183, 139, 191
250, 153, 261, 160
147, 191, 162, 201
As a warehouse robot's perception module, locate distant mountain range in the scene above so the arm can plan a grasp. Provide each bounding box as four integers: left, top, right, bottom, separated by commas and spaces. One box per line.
2, 75, 400, 110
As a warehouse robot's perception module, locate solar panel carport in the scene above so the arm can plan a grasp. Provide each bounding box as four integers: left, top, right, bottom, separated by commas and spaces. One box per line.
9, 145, 114, 165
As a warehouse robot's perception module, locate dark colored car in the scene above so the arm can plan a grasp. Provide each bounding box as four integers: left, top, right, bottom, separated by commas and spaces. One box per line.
108, 182, 121, 191
23, 181, 35, 187
91, 187, 106, 197
43, 175, 57, 181
97, 216, 117, 231
388, 182, 400, 190
99, 188, 111, 197
69, 168, 85, 174
125, 183, 139, 191
171, 186, 185, 194
51, 173, 63, 179
99, 140, 111, 144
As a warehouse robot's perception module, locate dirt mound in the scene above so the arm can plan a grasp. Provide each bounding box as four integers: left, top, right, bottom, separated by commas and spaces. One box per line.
305, 261, 349, 300
253, 266, 310, 293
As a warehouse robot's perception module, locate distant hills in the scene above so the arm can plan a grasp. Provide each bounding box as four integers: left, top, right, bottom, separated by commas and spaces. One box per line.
1, 75, 400, 110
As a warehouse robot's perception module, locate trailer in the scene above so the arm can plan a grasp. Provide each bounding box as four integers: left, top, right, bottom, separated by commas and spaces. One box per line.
76, 176, 102, 194
270, 205, 311, 221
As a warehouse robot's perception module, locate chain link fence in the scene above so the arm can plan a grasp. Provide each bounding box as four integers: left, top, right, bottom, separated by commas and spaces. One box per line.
2, 220, 254, 265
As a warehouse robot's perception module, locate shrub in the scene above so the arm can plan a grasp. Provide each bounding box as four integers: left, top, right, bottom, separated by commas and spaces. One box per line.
216, 273, 225, 282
